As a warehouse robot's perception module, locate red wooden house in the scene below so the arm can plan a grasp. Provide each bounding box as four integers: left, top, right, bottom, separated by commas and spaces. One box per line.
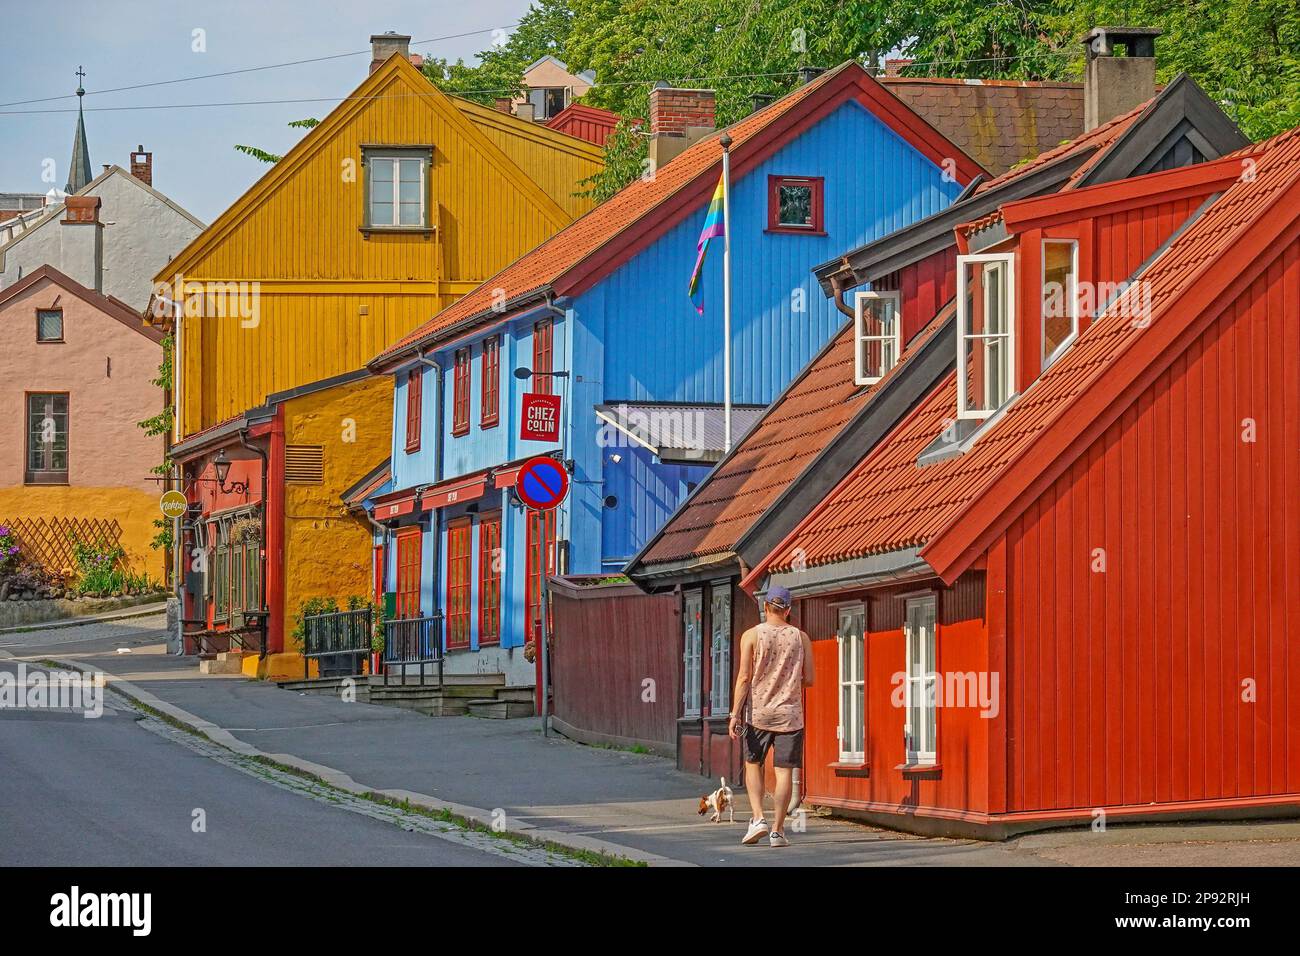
738, 126, 1300, 837
626, 67, 1247, 784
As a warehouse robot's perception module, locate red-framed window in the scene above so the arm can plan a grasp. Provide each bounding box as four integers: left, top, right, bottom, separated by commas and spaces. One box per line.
452, 348, 471, 436
478, 512, 502, 645
767, 175, 824, 234
532, 319, 553, 395
525, 508, 556, 644
446, 518, 472, 649
404, 368, 422, 452
395, 528, 422, 619
480, 335, 500, 428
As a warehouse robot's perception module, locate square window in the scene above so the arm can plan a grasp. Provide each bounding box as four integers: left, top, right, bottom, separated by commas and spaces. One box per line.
768, 176, 824, 233
37, 309, 63, 342
365, 150, 430, 229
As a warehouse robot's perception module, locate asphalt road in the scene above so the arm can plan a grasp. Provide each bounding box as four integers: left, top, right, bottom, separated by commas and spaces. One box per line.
0, 656, 533, 867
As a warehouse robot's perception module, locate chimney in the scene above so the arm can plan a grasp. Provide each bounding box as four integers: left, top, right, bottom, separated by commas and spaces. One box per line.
59, 195, 104, 292
798, 65, 825, 85
1082, 26, 1160, 131
130, 145, 152, 186
648, 85, 716, 169
750, 92, 775, 114
512, 101, 536, 122
494, 97, 513, 114
370, 32, 412, 74
884, 58, 914, 78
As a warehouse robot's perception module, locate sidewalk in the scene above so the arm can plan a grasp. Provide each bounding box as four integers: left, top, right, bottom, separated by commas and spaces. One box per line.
38, 637, 1300, 867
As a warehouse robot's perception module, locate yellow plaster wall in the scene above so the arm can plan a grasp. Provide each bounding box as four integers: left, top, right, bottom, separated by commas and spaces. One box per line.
280, 375, 392, 651
0, 486, 164, 579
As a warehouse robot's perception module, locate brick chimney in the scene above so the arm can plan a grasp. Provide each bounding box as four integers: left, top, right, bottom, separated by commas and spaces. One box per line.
60, 195, 104, 292
1083, 26, 1160, 131
648, 86, 716, 169
884, 58, 914, 78
370, 32, 412, 74
495, 97, 513, 114
130, 145, 152, 186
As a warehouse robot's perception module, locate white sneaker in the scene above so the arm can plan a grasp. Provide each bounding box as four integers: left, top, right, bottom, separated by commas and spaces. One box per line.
741, 817, 770, 845
769, 830, 790, 847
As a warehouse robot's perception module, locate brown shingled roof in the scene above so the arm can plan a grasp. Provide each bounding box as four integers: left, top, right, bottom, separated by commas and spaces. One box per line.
882, 78, 1084, 176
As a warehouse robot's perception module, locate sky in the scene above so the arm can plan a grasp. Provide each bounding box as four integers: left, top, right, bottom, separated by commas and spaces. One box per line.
0, 0, 532, 223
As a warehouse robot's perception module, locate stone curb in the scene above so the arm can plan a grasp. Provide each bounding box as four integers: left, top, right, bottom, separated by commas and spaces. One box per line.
0, 597, 168, 634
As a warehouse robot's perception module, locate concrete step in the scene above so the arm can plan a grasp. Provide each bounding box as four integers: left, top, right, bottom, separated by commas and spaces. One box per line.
277, 676, 369, 700
367, 688, 469, 717
466, 697, 534, 719
494, 686, 536, 704
199, 653, 245, 675
369, 671, 505, 688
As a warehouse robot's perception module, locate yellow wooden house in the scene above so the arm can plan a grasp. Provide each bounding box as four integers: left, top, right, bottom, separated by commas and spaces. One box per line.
156, 35, 603, 673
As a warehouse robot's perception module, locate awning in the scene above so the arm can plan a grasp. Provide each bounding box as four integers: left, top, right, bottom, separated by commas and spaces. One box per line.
594, 403, 766, 465
422, 473, 489, 511
371, 486, 420, 521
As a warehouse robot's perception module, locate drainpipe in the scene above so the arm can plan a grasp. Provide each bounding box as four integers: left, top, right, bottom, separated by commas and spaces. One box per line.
830, 273, 856, 320
238, 427, 269, 658
415, 350, 445, 632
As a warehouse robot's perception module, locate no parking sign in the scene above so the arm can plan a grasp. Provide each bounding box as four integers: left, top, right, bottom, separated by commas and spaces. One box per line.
514, 456, 569, 511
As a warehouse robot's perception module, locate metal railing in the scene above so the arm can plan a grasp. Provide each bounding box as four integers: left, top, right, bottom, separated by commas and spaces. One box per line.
383, 614, 443, 687
302, 607, 372, 679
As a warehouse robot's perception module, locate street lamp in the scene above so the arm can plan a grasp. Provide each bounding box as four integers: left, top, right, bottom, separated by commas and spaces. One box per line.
513, 366, 571, 380
212, 449, 249, 495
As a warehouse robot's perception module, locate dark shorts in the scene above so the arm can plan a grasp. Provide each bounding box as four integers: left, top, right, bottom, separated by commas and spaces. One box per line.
742, 725, 804, 769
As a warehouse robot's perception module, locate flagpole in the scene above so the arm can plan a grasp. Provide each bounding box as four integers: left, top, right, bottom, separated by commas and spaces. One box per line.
720, 133, 733, 453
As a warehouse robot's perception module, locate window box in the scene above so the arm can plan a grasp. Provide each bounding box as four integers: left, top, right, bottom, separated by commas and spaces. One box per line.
767, 175, 825, 234
831, 762, 871, 778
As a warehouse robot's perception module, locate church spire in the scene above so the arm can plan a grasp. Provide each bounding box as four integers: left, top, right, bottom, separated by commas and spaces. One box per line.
66, 66, 92, 194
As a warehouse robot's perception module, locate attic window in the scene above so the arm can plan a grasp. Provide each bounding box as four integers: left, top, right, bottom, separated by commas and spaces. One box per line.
36, 309, 64, 343
853, 291, 901, 385
363, 147, 432, 230
768, 176, 824, 233
956, 253, 1016, 420
1041, 240, 1079, 369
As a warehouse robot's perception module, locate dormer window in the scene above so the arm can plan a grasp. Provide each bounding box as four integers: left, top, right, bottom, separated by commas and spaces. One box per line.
364, 147, 431, 230
956, 253, 1016, 420
853, 290, 901, 385
1041, 240, 1079, 369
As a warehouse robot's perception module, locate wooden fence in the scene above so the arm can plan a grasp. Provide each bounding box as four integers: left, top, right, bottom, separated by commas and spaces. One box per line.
0, 516, 123, 572
549, 575, 680, 755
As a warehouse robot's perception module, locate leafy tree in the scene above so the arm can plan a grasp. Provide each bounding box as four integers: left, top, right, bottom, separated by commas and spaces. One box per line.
234, 118, 320, 164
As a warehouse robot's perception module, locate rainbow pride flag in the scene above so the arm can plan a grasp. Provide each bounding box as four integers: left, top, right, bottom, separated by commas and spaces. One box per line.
688, 174, 726, 315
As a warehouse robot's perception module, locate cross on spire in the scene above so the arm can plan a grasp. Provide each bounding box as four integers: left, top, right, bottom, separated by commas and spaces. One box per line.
75, 65, 86, 96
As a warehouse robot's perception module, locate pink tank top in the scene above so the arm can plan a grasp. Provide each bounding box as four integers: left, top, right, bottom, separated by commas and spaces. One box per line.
749, 622, 806, 731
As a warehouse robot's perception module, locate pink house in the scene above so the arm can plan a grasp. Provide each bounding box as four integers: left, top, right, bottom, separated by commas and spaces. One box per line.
0, 260, 165, 575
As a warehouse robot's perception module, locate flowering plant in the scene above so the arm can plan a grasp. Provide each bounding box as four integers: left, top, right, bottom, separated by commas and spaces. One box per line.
0, 526, 19, 575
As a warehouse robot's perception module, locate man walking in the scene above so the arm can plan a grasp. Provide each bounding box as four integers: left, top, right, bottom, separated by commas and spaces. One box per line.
728, 584, 814, 847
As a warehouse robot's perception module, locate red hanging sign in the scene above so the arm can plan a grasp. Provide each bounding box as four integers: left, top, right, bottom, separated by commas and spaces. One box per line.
520, 392, 562, 443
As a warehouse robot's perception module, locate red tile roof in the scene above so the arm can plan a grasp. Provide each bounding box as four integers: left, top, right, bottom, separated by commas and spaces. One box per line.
762, 125, 1300, 579
882, 78, 1084, 176
371, 62, 984, 368
637, 303, 953, 568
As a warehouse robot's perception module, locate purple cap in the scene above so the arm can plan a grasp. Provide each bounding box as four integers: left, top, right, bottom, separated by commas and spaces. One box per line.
765, 584, 792, 608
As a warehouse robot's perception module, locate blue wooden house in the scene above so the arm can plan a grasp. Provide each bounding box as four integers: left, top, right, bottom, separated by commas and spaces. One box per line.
363, 62, 983, 684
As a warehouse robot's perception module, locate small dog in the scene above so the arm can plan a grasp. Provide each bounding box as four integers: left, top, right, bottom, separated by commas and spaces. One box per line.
698, 777, 735, 823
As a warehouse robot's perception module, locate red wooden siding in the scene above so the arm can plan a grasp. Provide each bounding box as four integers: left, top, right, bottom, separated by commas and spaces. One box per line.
478, 512, 501, 645
873, 246, 956, 344
800, 574, 992, 816
550, 579, 680, 751
446, 518, 472, 649
1001, 238, 1300, 814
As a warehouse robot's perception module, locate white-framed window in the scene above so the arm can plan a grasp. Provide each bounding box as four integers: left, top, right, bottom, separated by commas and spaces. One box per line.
854, 290, 902, 385
837, 604, 866, 762
366, 150, 429, 228
903, 594, 937, 765
1041, 239, 1079, 369
682, 590, 703, 717
956, 252, 1016, 419
708, 584, 732, 714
